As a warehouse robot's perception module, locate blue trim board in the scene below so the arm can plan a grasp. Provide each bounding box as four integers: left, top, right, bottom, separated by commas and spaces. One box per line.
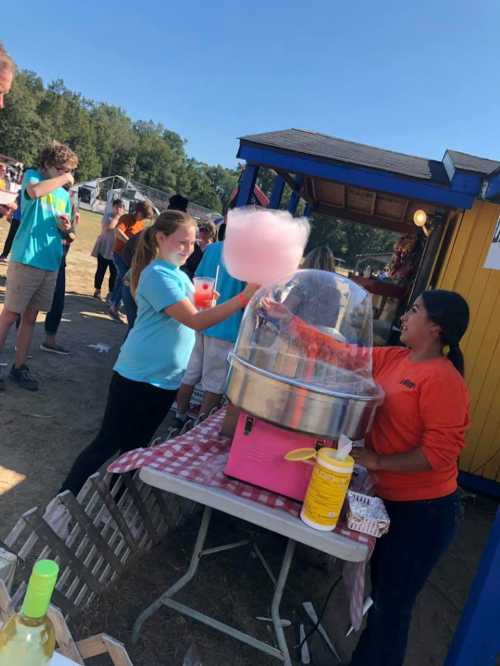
239, 144, 478, 209
459, 472, 500, 499
236, 164, 259, 207
444, 508, 500, 666
449, 171, 483, 196
288, 190, 301, 214
269, 174, 285, 209
287, 175, 304, 214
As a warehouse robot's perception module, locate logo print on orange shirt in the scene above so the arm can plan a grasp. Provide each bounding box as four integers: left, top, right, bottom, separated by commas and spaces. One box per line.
400, 378, 416, 389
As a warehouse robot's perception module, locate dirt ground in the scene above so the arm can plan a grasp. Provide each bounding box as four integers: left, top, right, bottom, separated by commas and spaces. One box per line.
0, 210, 498, 666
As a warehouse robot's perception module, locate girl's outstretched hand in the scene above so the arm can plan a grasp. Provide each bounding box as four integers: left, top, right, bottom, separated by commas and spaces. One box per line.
242, 283, 260, 301
210, 291, 220, 308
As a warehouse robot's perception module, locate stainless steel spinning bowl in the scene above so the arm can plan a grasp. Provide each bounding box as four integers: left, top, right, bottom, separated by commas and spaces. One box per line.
226, 354, 384, 441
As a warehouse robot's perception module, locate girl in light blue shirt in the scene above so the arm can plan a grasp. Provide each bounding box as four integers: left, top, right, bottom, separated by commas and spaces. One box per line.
59, 210, 256, 496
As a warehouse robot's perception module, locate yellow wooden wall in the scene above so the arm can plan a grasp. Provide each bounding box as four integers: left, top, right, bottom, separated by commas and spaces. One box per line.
437, 200, 500, 481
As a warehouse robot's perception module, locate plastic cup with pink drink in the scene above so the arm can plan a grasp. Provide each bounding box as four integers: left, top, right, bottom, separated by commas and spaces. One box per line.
193, 277, 215, 309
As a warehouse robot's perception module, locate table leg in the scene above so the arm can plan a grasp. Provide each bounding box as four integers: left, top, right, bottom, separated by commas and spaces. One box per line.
133, 508, 297, 663
132, 505, 212, 643
271, 539, 296, 666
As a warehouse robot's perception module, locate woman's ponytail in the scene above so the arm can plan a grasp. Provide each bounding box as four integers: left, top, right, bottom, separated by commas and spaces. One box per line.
447, 343, 465, 377
130, 227, 157, 296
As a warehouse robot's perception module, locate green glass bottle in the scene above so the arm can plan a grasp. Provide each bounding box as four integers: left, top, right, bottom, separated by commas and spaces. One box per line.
0, 559, 59, 665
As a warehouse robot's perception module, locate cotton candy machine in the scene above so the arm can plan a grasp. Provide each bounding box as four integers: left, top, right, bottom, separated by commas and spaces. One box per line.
224, 270, 384, 500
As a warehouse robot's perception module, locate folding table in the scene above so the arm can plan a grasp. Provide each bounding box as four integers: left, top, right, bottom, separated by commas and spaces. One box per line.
131, 465, 369, 665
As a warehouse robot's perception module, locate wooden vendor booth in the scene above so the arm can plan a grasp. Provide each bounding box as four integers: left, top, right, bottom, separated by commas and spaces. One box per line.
234, 129, 500, 495
233, 130, 500, 665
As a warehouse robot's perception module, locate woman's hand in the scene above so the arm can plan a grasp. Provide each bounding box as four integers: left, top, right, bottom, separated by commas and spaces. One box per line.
351, 447, 381, 471
260, 298, 293, 323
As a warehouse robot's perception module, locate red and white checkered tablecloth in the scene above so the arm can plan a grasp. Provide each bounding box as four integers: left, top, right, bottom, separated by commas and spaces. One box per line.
108, 408, 375, 629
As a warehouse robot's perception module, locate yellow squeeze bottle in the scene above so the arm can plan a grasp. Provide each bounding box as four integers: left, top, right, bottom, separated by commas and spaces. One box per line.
300, 447, 354, 531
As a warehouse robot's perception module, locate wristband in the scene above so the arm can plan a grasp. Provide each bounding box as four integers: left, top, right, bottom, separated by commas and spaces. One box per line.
237, 293, 249, 308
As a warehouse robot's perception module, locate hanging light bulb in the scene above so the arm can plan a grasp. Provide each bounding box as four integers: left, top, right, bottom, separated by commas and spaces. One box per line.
413, 209, 430, 236
413, 209, 427, 226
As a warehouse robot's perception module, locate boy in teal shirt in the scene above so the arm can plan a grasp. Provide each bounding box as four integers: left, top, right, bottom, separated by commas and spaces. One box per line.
175, 240, 246, 423
0, 141, 78, 391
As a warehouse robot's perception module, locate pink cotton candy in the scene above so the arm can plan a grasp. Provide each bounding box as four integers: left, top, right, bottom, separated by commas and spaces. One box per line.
223, 207, 310, 285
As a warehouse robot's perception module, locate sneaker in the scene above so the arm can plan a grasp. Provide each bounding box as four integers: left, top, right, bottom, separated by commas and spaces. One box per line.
9, 364, 39, 391
172, 416, 187, 430
40, 342, 70, 356
108, 305, 124, 322
179, 418, 194, 434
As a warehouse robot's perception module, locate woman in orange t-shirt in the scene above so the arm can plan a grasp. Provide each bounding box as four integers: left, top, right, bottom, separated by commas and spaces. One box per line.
264, 289, 470, 666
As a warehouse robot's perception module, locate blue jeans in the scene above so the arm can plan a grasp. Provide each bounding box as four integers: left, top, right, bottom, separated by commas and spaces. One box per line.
110, 252, 128, 308
122, 284, 137, 331
350, 491, 463, 666
45, 245, 69, 336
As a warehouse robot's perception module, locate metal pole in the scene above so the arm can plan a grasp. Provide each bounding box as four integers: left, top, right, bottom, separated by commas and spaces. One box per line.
132, 506, 212, 643
271, 539, 296, 666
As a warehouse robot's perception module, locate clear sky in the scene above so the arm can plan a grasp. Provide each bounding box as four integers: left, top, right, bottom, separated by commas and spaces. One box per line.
3, 0, 500, 168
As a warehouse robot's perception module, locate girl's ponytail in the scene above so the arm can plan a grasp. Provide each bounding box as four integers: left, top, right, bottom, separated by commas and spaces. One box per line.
130, 227, 157, 296
129, 209, 197, 296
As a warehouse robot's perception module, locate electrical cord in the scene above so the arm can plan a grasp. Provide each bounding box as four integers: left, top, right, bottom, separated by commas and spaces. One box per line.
295, 573, 343, 652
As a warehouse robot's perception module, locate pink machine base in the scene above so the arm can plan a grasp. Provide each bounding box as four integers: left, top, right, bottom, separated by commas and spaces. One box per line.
224, 412, 334, 501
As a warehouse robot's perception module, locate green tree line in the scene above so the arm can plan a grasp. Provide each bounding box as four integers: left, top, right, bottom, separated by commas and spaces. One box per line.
306, 213, 398, 268
0, 71, 397, 264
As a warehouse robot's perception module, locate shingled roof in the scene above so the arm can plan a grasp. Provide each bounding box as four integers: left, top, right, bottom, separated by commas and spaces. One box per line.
240, 129, 450, 184
445, 150, 500, 176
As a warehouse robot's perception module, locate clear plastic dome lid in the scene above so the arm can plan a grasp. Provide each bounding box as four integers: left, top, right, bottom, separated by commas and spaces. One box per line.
233, 269, 377, 397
